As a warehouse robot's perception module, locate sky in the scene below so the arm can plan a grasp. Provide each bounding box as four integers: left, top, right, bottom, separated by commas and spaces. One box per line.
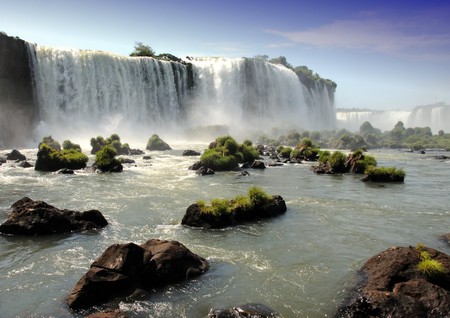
1, 0, 449, 110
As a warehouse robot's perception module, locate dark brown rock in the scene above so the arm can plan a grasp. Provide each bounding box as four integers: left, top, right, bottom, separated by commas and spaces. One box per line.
85, 311, 130, 318
182, 195, 287, 229
0, 197, 108, 235
336, 246, 450, 317
182, 149, 201, 156
6, 149, 26, 161
67, 239, 208, 309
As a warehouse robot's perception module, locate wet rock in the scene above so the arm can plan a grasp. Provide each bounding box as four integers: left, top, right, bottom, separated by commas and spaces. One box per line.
143, 155, 152, 160
336, 246, 450, 317
241, 160, 266, 169
128, 148, 144, 156
57, 168, 74, 174
67, 239, 209, 309
85, 311, 130, 318
6, 149, 26, 161
208, 303, 281, 318
182, 195, 287, 229
18, 161, 33, 168
118, 157, 135, 164
182, 149, 201, 156
196, 166, 215, 175
0, 197, 108, 235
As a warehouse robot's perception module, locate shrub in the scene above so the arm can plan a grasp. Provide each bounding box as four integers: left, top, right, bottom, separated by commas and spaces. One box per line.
200, 148, 239, 171
279, 147, 293, 159
35, 143, 88, 171
62, 140, 82, 151
329, 151, 347, 173
95, 145, 121, 171
39, 136, 61, 151
418, 258, 445, 277
364, 166, 405, 182
318, 150, 331, 163
197, 186, 272, 216
199, 136, 259, 171
247, 186, 272, 207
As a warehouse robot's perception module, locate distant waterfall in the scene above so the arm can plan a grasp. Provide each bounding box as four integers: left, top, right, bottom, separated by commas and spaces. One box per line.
337, 103, 450, 133
24, 46, 336, 145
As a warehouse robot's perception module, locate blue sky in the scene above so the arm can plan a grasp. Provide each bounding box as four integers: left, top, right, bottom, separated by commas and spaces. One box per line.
1, 0, 449, 110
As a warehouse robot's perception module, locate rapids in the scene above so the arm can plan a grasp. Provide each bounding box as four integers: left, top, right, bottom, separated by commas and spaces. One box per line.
1, 146, 449, 317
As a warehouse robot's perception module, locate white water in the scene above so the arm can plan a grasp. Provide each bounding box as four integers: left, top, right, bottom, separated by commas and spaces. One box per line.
337, 104, 450, 133
29, 46, 190, 145
187, 57, 334, 134
28, 47, 336, 146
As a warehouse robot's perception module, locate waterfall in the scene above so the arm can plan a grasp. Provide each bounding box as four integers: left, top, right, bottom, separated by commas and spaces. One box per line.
186, 57, 335, 134
337, 103, 450, 134
29, 45, 189, 144
21, 46, 336, 146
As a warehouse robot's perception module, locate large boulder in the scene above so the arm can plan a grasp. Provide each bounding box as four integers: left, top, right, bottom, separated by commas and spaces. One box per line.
336, 246, 450, 317
182, 149, 201, 156
182, 194, 287, 229
67, 239, 209, 309
0, 197, 108, 235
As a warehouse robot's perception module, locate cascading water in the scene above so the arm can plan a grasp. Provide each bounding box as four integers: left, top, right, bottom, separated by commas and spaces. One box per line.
336, 103, 450, 133
24, 45, 336, 146
29, 45, 190, 144
186, 57, 335, 134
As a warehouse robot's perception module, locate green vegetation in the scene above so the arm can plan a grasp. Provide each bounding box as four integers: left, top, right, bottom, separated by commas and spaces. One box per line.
90, 134, 131, 155
199, 136, 260, 171
146, 134, 172, 151
416, 247, 445, 278
196, 186, 273, 217
35, 141, 88, 172
129, 42, 155, 57
94, 145, 122, 172
290, 137, 320, 161
62, 140, 82, 151
364, 166, 405, 182
256, 121, 450, 151
39, 136, 61, 151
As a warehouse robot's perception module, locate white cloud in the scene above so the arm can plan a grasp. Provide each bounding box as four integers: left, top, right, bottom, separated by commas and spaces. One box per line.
267, 17, 450, 61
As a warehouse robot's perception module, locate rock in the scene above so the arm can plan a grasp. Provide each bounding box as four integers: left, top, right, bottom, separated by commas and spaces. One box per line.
0, 197, 108, 235
241, 160, 266, 169
208, 303, 281, 318
310, 162, 333, 174
189, 161, 203, 170
238, 171, 250, 176
196, 166, 215, 175
57, 168, 74, 174
182, 149, 201, 156
118, 157, 135, 164
128, 148, 144, 155
143, 155, 152, 160
18, 161, 33, 168
336, 246, 450, 317
146, 134, 172, 151
182, 195, 287, 229
6, 149, 26, 161
66, 239, 209, 309
0, 156, 6, 164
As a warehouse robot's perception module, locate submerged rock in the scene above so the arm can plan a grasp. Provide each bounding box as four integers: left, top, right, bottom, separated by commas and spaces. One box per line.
67, 239, 209, 309
208, 303, 282, 318
0, 197, 108, 235
182, 149, 201, 156
336, 246, 450, 317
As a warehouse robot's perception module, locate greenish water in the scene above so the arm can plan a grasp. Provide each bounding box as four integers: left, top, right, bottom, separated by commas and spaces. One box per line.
1, 146, 449, 317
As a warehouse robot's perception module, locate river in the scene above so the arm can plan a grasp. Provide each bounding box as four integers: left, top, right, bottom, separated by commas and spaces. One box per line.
1, 145, 449, 317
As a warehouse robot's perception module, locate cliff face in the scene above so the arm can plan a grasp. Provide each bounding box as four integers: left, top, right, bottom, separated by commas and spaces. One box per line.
0, 32, 36, 149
